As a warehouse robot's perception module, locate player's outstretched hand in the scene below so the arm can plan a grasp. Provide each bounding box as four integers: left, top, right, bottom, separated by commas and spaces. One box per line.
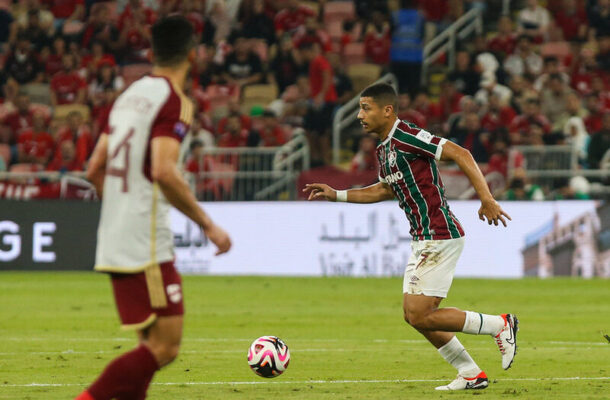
303, 183, 336, 201
204, 224, 232, 255
478, 199, 512, 227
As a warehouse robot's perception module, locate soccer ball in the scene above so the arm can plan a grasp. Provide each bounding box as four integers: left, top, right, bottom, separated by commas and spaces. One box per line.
247, 336, 290, 378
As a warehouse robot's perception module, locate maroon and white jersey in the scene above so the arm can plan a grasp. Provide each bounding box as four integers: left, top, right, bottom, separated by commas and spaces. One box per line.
377, 119, 465, 241
95, 75, 193, 272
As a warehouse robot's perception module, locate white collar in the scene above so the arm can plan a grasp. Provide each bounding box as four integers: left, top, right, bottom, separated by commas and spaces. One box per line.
380, 118, 401, 145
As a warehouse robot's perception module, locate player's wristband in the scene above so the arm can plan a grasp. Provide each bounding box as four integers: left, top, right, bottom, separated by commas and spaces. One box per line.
336, 190, 348, 202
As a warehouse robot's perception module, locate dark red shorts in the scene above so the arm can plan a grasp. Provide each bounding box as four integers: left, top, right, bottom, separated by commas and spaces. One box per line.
110, 261, 184, 330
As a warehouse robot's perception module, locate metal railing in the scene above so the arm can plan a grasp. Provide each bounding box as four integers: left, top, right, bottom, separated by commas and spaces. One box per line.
421, 7, 483, 84
185, 131, 310, 201
332, 73, 399, 165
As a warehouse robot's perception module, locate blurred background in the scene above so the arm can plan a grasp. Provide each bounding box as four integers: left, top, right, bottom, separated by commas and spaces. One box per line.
0, 0, 609, 277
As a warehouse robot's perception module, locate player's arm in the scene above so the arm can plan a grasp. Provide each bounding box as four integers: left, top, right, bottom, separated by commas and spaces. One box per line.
439, 140, 511, 227
303, 182, 394, 203
151, 136, 231, 255
86, 133, 108, 197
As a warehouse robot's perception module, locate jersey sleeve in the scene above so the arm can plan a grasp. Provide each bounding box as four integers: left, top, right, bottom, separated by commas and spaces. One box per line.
151, 89, 193, 143
394, 125, 447, 161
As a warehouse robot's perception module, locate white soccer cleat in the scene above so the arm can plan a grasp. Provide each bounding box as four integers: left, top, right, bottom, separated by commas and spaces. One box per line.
494, 313, 519, 370
435, 371, 489, 390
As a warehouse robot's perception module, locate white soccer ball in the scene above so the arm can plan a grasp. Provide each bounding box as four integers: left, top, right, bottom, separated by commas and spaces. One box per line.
247, 336, 290, 378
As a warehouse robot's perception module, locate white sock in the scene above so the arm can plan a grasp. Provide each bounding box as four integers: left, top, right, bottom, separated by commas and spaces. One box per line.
462, 311, 505, 336
438, 336, 481, 377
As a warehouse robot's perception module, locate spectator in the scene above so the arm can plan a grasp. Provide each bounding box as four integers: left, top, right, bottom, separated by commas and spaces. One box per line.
475, 52, 501, 83
533, 56, 570, 92
503, 35, 543, 77
588, 0, 610, 39
15, 9, 51, 52
248, 109, 288, 147
81, 41, 117, 81
587, 112, 610, 169
439, 80, 464, 121
508, 74, 537, 114
475, 72, 512, 108
448, 50, 480, 96
91, 87, 115, 139
46, 140, 84, 172
328, 53, 353, 106
81, 3, 121, 52
584, 94, 604, 134
412, 91, 442, 128
340, 20, 357, 54
17, 111, 54, 165
541, 74, 572, 130
449, 112, 490, 162
118, 0, 156, 32
517, 0, 552, 41
12, 0, 54, 38
480, 93, 516, 135
185, 139, 213, 176
45, 0, 85, 29
221, 33, 264, 88
54, 111, 93, 164
447, 95, 478, 136
553, 0, 588, 42
571, 45, 603, 95
487, 16, 517, 61
45, 36, 69, 78
503, 168, 545, 200
363, 11, 392, 66
487, 137, 524, 179
509, 97, 552, 144
397, 93, 427, 129
351, 134, 378, 172
270, 34, 303, 95
4, 35, 44, 85
0, 9, 14, 49
1, 93, 35, 145
273, 0, 316, 37
293, 17, 332, 54
50, 54, 87, 105
88, 63, 124, 108
217, 113, 250, 147
300, 41, 337, 166
563, 113, 589, 163
119, 6, 153, 63
241, 0, 276, 45
597, 34, 610, 71
217, 101, 252, 137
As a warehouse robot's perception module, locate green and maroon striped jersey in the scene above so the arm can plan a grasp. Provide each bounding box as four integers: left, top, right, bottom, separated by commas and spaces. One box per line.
376, 119, 465, 241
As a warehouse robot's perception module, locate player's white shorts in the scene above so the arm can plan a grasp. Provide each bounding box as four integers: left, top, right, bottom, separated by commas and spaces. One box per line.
403, 237, 465, 298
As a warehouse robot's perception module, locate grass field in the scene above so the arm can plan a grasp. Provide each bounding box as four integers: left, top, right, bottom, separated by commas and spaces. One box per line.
0, 273, 608, 399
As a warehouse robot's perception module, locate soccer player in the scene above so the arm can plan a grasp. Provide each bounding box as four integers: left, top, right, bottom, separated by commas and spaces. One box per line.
303, 83, 517, 391
76, 16, 231, 400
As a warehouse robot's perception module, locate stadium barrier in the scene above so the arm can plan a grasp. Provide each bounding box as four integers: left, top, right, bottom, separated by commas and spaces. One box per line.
2, 200, 608, 278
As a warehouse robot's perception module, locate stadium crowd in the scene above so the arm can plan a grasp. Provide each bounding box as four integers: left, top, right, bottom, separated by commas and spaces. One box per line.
0, 0, 608, 199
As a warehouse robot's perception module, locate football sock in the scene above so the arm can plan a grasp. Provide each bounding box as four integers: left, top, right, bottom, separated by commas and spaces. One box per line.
462, 311, 505, 336
438, 336, 481, 377
83, 344, 159, 400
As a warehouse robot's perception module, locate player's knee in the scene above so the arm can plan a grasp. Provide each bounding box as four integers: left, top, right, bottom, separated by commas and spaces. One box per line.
406, 312, 429, 330
150, 342, 181, 367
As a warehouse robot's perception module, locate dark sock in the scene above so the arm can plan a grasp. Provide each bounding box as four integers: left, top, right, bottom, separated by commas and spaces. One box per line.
87, 345, 159, 400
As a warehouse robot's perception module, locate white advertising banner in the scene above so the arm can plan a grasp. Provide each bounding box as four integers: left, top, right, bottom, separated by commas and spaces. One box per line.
170, 201, 599, 278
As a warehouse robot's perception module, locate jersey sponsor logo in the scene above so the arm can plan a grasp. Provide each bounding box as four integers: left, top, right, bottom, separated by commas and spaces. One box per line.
384, 170, 403, 184
388, 150, 397, 167
166, 283, 182, 303
415, 129, 433, 144
173, 122, 188, 138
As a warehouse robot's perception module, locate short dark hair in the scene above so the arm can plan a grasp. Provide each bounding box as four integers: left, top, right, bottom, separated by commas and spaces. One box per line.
151, 16, 195, 67
360, 83, 398, 111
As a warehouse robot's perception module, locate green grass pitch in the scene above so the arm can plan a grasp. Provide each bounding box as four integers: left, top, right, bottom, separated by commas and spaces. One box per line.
0, 273, 608, 399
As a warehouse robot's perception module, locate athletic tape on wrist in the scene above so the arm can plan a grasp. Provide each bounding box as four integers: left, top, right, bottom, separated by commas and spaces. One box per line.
336, 190, 347, 202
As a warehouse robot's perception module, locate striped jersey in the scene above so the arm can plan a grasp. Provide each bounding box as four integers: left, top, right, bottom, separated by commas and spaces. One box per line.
95, 75, 193, 273
377, 119, 465, 241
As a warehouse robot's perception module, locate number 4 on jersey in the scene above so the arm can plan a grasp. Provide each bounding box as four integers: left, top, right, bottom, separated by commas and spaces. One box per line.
107, 127, 134, 193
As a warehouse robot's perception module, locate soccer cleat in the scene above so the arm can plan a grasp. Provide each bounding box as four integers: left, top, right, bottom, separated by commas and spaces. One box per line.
494, 313, 519, 370
434, 371, 489, 390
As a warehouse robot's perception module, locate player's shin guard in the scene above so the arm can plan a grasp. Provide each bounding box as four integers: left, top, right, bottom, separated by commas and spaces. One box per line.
80, 344, 159, 400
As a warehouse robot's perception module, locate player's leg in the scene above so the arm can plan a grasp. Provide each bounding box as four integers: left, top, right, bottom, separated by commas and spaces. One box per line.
403, 293, 487, 390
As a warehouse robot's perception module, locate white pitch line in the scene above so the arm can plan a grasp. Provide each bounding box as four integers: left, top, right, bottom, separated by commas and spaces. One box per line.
3, 377, 609, 388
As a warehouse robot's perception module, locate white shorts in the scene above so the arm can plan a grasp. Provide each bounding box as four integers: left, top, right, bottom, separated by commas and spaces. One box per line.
403, 237, 465, 298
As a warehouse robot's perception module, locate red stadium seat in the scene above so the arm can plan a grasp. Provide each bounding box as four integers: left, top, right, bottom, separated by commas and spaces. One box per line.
122, 63, 153, 86
0, 144, 10, 167
343, 42, 365, 65
323, 1, 355, 24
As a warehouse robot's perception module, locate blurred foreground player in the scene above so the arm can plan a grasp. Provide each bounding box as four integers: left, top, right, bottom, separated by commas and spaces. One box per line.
77, 16, 231, 400
304, 83, 518, 391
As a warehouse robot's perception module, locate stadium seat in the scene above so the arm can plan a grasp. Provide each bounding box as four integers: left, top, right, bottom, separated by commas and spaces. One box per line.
0, 144, 10, 166
122, 63, 153, 86
343, 42, 365, 65
323, 1, 355, 24
21, 83, 51, 105
347, 64, 382, 93
241, 84, 279, 114
53, 104, 91, 123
